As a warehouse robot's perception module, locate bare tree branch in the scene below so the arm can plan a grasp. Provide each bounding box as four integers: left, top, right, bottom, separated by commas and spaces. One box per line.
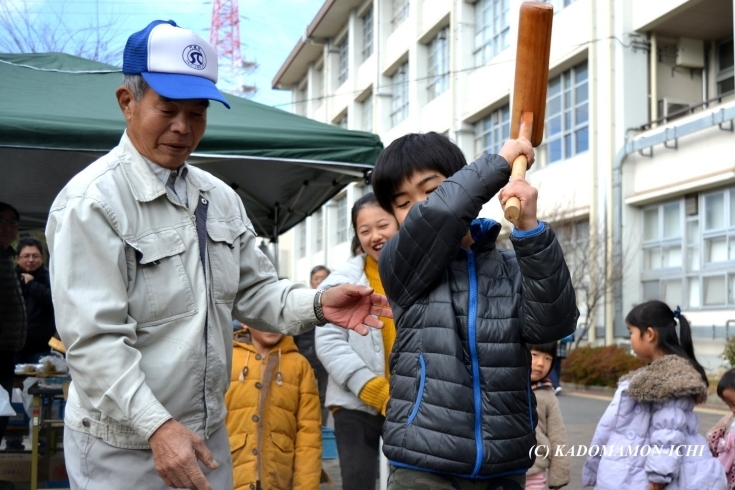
0, 0, 125, 65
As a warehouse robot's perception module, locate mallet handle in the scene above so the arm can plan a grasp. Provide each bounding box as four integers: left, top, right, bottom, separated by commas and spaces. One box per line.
503, 113, 532, 222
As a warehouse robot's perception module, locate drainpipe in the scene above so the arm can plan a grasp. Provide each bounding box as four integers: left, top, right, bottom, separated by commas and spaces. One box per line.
605, 0, 615, 346
650, 32, 658, 125
588, 0, 598, 345
450, 0, 457, 141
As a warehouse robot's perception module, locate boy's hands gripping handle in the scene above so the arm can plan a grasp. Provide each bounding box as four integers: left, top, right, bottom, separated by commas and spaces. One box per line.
503, 114, 533, 222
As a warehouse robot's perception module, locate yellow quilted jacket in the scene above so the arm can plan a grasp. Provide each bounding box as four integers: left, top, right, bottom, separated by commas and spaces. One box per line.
225, 329, 322, 490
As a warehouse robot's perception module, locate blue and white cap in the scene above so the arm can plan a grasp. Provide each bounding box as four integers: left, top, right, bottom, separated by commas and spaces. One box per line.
123, 20, 230, 108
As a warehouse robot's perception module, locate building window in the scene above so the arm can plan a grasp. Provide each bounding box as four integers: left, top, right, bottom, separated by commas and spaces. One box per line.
362, 7, 374, 61
717, 39, 734, 96
391, 62, 409, 127
297, 222, 307, 259
428, 27, 450, 101
335, 196, 349, 244
336, 113, 348, 128
337, 35, 349, 85
474, 0, 509, 66
641, 188, 735, 309
474, 105, 510, 158
543, 61, 589, 164
362, 95, 373, 132
313, 210, 324, 252
314, 65, 324, 108
548, 0, 576, 11
392, 0, 409, 32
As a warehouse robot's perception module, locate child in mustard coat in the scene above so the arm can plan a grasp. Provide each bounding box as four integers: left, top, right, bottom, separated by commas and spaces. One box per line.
226, 325, 322, 490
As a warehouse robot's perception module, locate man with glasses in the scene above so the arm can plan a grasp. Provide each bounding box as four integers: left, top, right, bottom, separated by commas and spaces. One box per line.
0, 202, 26, 449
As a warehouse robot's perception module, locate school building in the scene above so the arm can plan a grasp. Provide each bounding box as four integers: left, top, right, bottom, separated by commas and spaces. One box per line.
272, 0, 735, 371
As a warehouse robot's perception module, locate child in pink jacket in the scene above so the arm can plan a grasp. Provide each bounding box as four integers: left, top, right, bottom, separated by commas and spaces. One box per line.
708, 368, 735, 490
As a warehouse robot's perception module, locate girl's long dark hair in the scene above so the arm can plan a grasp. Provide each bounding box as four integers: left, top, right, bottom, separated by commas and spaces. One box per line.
626, 300, 708, 385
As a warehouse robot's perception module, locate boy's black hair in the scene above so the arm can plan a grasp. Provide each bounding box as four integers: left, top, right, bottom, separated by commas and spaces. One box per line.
371, 132, 467, 213
0, 202, 20, 221
717, 368, 735, 399
17, 237, 44, 256
626, 300, 708, 386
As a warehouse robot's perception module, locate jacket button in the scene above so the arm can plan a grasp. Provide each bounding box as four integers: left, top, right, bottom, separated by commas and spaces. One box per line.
634, 406, 642, 414
250, 486, 255, 490
255, 354, 262, 360
626, 430, 635, 440
252, 415, 259, 422
374, 345, 380, 352
82, 419, 90, 428
252, 448, 258, 455
255, 382, 262, 389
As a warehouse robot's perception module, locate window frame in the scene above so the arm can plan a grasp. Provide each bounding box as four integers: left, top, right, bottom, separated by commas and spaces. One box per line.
427, 27, 450, 101
473, 0, 510, 66
392, 0, 409, 32
640, 188, 735, 310
362, 94, 373, 133
474, 105, 510, 159
337, 35, 349, 85
335, 195, 349, 244
313, 210, 324, 253
542, 61, 589, 165
362, 7, 374, 61
390, 62, 409, 127
716, 38, 734, 96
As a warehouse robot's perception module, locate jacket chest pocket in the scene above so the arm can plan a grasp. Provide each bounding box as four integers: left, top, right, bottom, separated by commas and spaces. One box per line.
126, 229, 197, 327
206, 219, 248, 304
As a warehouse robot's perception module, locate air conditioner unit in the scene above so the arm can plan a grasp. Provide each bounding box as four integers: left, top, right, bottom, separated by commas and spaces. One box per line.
676, 38, 704, 68
658, 98, 691, 120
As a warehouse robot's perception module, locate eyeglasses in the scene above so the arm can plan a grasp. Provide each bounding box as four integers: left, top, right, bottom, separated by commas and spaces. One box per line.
0, 219, 19, 227
19, 254, 42, 260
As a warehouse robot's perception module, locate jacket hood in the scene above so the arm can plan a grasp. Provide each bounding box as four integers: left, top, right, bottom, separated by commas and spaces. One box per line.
320, 254, 367, 290
233, 328, 298, 355
470, 219, 501, 251
621, 354, 707, 404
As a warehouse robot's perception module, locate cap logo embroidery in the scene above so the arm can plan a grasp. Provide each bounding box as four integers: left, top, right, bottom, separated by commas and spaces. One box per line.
183, 45, 207, 70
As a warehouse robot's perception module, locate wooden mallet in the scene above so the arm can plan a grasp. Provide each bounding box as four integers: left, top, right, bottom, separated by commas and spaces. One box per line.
504, 1, 554, 222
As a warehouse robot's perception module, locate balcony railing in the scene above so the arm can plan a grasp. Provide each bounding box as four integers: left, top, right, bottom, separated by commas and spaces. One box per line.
634, 89, 735, 132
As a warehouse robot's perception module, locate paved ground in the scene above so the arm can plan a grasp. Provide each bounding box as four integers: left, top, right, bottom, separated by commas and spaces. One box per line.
319, 390, 729, 490
2, 391, 727, 489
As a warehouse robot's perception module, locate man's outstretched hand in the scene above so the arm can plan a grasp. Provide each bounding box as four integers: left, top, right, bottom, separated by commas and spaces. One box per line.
321, 284, 392, 335
149, 419, 218, 490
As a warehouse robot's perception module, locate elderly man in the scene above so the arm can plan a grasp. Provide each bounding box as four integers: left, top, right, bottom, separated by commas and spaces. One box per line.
46, 20, 388, 490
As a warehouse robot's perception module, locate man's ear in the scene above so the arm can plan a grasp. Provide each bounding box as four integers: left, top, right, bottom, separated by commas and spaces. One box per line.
116, 86, 135, 123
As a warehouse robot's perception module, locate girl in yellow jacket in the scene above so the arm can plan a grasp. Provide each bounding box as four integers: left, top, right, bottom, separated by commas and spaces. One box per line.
226, 325, 322, 490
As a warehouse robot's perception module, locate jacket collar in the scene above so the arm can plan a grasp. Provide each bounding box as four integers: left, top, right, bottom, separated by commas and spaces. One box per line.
621, 354, 707, 404
469, 218, 502, 252
117, 131, 215, 203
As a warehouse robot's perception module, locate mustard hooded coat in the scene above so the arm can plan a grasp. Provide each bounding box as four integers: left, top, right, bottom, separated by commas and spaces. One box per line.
226, 329, 322, 490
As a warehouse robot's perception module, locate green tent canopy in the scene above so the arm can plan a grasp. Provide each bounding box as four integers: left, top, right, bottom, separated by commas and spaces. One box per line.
0, 53, 383, 239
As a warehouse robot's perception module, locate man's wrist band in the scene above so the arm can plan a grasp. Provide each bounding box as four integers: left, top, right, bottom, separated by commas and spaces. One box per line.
313, 289, 327, 326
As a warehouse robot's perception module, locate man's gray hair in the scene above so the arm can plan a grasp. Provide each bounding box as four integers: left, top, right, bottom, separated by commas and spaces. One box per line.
122, 74, 150, 101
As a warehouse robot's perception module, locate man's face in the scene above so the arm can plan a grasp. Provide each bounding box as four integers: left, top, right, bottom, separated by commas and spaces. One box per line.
390, 169, 448, 226
116, 87, 209, 169
0, 209, 19, 249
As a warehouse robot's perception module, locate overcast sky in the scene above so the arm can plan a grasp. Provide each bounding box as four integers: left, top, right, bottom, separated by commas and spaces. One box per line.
2, 0, 324, 108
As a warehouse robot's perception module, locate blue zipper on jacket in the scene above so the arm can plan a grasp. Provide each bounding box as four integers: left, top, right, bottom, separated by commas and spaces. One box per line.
467, 251, 483, 477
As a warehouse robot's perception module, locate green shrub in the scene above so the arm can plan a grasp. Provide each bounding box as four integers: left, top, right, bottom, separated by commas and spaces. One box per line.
723, 336, 735, 368
561, 344, 648, 388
